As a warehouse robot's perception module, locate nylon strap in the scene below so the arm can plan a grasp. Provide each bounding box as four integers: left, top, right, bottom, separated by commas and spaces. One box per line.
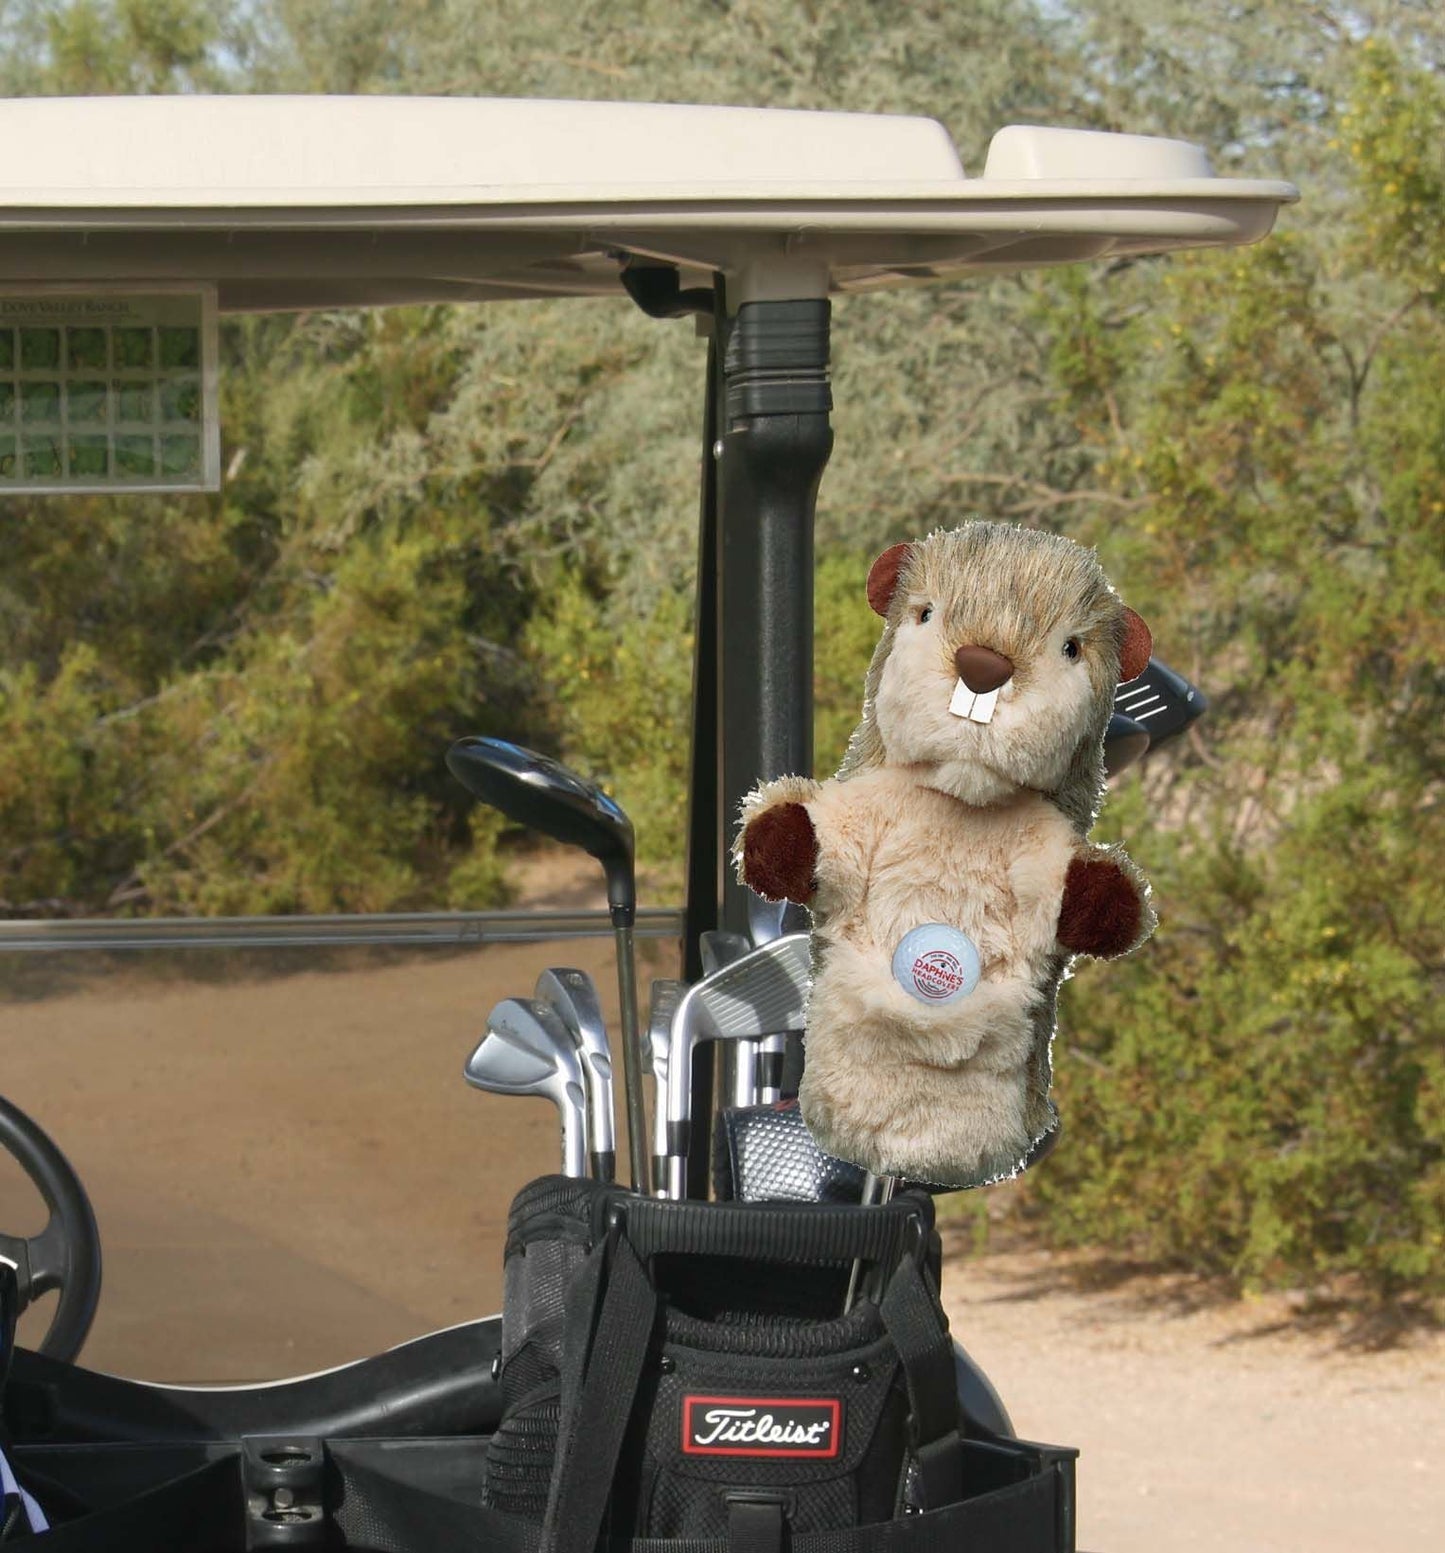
727, 1498, 785, 1553
548, 1232, 608, 1467
542, 1232, 659, 1553
878, 1256, 963, 1511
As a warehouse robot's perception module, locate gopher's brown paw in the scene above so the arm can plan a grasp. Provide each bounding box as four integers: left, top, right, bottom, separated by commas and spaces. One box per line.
1057, 854, 1147, 958
740, 801, 818, 904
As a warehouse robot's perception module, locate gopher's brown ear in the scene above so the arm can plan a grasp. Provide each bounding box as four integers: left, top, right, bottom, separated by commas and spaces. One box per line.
1119, 607, 1152, 683
866, 543, 913, 617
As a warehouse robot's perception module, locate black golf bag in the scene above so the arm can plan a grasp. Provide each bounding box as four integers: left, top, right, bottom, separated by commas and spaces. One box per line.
480, 1174, 1076, 1551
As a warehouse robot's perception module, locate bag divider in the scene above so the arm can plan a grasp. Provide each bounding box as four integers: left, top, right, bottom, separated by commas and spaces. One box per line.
595, 1192, 928, 1270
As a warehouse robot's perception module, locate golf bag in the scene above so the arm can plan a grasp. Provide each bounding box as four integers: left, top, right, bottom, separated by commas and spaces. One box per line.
482, 1174, 1074, 1552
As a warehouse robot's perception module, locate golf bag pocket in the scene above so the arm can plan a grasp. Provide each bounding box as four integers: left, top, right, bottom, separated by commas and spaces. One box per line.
481, 1175, 597, 1517
483, 1175, 980, 1550
480, 1383, 563, 1519
637, 1307, 909, 1536
495, 1175, 595, 1397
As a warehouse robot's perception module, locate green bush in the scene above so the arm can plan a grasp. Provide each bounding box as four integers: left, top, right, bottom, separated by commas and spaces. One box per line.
521, 570, 695, 879
1008, 46, 1444, 1318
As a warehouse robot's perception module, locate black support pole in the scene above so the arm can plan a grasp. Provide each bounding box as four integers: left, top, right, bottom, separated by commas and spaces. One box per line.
676, 289, 833, 1198
683, 329, 723, 986
716, 299, 833, 940
680, 322, 724, 1192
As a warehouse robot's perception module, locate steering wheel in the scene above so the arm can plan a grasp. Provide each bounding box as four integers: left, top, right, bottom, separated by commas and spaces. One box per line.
0, 1096, 102, 1363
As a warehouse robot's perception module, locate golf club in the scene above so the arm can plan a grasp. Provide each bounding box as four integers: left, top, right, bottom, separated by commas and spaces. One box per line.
663, 933, 812, 1199
700, 930, 763, 1110
465, 997, 590, 1179
646, 978, 685, 1195
702, 929, 797, 1108
842, 1171, 898, 1313
1103, 713, 1150, 777
700, 929, 751, 976
1106, 656, 1208, 775
754, 1033, 789, 1105
535, 967, 616, 1183
1115, 656, 1208, 744
447, 737, 649, 1191
746, 884, 809, 1106
746, 895, 788, 946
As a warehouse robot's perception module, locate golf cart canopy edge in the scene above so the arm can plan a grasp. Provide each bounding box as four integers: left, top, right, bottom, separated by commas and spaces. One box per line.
0, 96, 1297, 309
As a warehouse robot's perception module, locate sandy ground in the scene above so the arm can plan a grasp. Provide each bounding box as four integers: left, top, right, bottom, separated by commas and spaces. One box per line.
2, 860, 1440, 1550
942, 1239, 1442, 1552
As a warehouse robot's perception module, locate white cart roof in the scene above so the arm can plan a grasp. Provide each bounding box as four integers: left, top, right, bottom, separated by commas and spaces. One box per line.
0, 96, 1296, 310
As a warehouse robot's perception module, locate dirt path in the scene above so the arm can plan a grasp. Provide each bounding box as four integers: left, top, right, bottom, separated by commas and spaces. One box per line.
944, 1240, 1443, 1552
2, 887, 1439, 1550
1, 930, 675, 1378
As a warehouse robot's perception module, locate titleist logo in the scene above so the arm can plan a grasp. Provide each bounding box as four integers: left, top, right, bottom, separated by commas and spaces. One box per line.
681, 1396, 841, 1458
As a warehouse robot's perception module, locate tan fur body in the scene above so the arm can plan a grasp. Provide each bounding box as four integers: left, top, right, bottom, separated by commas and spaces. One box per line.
735, 522, 1155, 1188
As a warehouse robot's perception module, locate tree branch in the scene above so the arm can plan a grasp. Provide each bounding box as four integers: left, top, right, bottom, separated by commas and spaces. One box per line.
942, 470, 1146, 511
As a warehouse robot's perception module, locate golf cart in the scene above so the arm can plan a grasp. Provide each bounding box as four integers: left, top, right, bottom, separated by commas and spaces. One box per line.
0, 96, 1293, 1548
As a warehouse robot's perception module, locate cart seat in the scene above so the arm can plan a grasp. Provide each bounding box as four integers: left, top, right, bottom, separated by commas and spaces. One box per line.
3, 1314, 502, 1446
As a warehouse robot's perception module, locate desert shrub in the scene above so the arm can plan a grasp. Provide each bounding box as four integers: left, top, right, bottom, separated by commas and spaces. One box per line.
521, 571, 695, 879
1011, 44, 1444, 1317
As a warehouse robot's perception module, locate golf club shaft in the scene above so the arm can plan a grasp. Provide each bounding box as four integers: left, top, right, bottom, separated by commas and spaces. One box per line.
612, 913, 650, 1192
535, 968, 616, 1184
727, 1032, 788, 1110
652, 1098, 670, 1196
843, 1171, 898, 1313
562, 1113, 589, 1179
756, 1032, 787, 1104
648, 980, 682, 1197
731, 1038, 760, 1109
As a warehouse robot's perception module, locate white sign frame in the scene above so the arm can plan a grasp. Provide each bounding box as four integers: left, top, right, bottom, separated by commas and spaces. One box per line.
0, 284, 220, 495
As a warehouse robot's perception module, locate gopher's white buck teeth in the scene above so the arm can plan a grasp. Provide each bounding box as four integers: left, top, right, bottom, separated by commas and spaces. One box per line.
949, 680, 999, 724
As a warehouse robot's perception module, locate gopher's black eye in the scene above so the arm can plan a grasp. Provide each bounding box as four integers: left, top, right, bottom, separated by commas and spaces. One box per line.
919, 605, 934, 624
1063, 637, 1081, 660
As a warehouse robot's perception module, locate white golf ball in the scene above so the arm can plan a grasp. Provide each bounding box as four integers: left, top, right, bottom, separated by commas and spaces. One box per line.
891, 924, 981, 1004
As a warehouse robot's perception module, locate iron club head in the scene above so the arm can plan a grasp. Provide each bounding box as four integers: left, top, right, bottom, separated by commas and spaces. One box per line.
699, 930, 766, 1111
664, 933, 812, 1199
535, 967, 616, 1183
699, 930, 751, 977
646, 978, 684, 1194
465, 997, 590, 1179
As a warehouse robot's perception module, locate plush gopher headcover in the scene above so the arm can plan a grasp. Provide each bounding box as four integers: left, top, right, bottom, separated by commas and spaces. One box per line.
734, 522, 1156, 1188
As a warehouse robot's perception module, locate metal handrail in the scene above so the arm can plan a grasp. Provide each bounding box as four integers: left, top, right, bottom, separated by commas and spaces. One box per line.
0, 908, 684, 954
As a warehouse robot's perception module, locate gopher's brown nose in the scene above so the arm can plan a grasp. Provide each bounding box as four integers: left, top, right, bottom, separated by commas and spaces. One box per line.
954, 645, 1014, 693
